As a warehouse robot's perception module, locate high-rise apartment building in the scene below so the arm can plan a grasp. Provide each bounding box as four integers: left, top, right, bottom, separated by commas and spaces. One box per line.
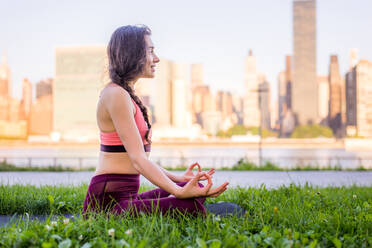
345, 59, 372, 137
171, 63, 192, 128
349, 49, 358, 70
355, 60, 372, 137
153, 59, 172, 126
243, 50, 260, 127
317, 76, 329, 122
0, 55, 10, 121
36, 78, 53, 99
191, 64, 204, 89
8, 98, 20, 122
345, 70, 356, 136
152, 59, 192, 129
20, 78, 32, 121
30, 94, 53, 135
192, 85, 211, 126
259, 80, 271, 130
54, 45, 106, 141
278, 56, 292, 132
217, 91, 233, 119
328, 55, 343, 135
292, 0, 318, 125
190, 63, 205, 123
284, 56, 292, 110
278, 71, 286, 124
0, 55, 11, 98
29, 78, 54, 135
345, 50, 358, 135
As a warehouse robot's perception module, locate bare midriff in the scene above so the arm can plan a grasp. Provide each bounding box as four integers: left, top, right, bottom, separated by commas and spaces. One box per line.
94, 151, 150, 176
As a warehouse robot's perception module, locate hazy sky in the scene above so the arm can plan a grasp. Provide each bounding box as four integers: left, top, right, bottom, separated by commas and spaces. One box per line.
1, 0, 372, 99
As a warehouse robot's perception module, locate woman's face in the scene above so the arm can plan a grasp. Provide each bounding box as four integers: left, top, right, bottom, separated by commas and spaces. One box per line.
142, 35, 160, 78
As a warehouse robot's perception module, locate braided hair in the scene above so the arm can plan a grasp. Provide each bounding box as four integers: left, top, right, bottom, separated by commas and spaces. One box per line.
107, 25, 152, 144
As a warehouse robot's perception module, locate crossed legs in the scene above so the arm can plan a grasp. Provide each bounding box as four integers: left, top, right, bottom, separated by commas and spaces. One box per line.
113, 181, 207, 216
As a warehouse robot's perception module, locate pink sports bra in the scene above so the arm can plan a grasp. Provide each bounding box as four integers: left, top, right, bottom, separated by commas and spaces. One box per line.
100, 85, 151, 152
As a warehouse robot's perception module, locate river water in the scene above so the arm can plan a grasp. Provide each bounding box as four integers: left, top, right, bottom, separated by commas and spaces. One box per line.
1, 146, 372, 169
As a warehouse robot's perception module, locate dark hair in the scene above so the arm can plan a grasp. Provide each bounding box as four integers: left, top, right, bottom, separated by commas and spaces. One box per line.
107, 25, 152, 144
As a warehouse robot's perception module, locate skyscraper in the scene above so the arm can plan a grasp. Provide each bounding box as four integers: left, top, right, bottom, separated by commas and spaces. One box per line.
278, 56, 292, 134
153, 59, 172, 127
20, 78, 32, 121
317, 76, 329, 123
36, 78, 53, 99
30, 94, 53, 135
192, 85, 211, 126
345, 50, 358, 136
191, 64, 204, 89
29, 78, 53, 135
259, 79, 271, 130
243, 49, 260, 127
328, 55, 343, 135
355, 60, 372, 137
0, 55, 10, 121
292, 0, 317, 125
54, 45, 107, 141
0, 54, 11, 98
278, 71, 286, 125
217, 90, 233, 120
171, 62, 191, 128
153, 59, 192, 129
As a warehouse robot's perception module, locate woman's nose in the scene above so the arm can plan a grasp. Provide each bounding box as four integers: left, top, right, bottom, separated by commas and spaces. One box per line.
154, 54, 160, 63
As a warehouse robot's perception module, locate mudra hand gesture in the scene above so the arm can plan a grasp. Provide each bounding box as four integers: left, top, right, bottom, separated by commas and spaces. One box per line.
181, 162, 215, 182
177, 172, 229, 199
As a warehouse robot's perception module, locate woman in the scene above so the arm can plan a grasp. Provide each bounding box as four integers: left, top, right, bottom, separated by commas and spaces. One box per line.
83, 25, 229, 217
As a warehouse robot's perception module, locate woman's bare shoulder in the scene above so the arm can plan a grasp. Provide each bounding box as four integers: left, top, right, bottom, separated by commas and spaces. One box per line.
101, 83, 130, 101
100, 84, 133, 114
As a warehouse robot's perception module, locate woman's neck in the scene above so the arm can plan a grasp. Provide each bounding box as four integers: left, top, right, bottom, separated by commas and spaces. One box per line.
127, 78, 139, 91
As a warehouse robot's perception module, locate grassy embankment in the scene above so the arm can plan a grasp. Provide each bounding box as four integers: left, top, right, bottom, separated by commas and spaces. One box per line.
0, 184, 371, 247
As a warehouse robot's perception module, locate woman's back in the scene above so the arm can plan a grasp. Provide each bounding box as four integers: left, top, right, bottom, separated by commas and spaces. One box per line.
95, 83, 150, 176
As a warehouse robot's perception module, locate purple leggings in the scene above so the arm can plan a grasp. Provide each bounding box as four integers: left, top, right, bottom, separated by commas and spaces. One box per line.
82, 173, 206, 217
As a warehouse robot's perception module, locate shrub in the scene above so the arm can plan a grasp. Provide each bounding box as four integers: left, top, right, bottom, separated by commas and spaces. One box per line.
290, 124, 333, 138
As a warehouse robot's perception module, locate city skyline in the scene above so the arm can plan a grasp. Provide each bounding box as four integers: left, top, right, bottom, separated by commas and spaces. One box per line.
1, 0, 372, 101
1, 46, 372, 140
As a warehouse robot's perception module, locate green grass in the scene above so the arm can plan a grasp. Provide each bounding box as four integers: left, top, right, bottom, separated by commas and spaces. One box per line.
0, 184, 371, 247
0, 161, 91, 172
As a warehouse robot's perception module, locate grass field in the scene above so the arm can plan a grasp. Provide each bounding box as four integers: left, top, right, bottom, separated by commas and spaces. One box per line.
0, 184, 371, 247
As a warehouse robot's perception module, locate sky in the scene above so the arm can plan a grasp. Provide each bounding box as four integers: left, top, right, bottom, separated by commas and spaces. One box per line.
1, 0, 372, 100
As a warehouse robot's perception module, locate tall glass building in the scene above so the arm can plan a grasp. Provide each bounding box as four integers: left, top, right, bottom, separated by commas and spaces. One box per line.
54, 45, 107, 141
292, 0, 317, 125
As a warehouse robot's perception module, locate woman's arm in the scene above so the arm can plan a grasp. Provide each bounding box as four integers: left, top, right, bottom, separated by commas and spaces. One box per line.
104, 88, 181, 196
104, 87, 228, 198
159, 167, 183, 183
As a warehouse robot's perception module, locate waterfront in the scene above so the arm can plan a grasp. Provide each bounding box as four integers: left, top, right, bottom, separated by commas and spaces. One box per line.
1, 144, 372, 169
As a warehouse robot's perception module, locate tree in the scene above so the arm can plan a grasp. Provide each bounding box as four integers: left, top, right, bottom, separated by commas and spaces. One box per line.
290, 124, 333, 138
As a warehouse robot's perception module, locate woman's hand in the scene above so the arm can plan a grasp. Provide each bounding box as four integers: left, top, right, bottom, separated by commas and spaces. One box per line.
180, 162, 215, 182
175, 172, 229, 199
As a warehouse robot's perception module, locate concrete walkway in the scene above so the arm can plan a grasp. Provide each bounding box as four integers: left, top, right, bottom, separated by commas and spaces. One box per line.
0, 171, 371, 188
